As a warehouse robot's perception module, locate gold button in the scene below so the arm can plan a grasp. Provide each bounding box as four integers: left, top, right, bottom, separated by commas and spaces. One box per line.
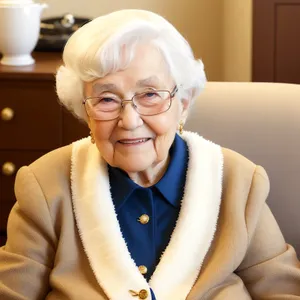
138, 214, 150, 224
129, 289, 148, 299
138, 265, 148, 275
138, 289, 148, 299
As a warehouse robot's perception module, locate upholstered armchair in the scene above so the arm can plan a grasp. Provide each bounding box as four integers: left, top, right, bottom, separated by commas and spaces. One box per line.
185, 82, 300, 256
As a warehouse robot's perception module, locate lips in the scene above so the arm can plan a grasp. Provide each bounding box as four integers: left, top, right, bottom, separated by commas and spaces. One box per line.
118, 138, 151, 144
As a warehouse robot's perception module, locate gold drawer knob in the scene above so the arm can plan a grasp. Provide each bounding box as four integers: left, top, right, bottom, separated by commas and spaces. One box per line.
1, 107, 15, 121
2, 162, 16, 176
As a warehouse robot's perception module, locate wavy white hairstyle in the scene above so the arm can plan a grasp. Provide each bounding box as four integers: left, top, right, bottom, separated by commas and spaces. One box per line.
56, 9, 207, 122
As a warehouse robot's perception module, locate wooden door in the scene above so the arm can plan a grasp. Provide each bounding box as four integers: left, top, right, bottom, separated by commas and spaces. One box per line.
253, 0, 300, 83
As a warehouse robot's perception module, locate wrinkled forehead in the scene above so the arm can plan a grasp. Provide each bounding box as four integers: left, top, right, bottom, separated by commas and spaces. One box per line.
91, 76, 159, 93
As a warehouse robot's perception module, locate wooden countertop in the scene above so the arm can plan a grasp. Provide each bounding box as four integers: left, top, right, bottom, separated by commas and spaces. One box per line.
0, 52, 63, 80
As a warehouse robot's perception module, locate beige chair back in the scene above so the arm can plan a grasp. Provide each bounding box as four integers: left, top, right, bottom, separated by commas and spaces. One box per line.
185, 82, 300, 255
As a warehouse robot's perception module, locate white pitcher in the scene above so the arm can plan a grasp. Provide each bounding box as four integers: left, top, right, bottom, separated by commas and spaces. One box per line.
0, 0, 48, 66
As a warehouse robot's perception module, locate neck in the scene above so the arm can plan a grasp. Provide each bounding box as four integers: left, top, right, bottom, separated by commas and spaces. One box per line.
127, 155, 170, 187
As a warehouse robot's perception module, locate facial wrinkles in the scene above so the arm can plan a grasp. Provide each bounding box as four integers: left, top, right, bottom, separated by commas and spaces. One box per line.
86, 44, 183, 186
131, 155, 170, 187
90, 75, 164, 99
155, 131, 172, 160
91, 83, 119, 96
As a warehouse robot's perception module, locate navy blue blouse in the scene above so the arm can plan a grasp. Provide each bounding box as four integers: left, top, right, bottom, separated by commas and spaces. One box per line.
108, 134, 188, 283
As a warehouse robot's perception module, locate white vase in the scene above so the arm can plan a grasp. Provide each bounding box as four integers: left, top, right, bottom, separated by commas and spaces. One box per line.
0, 1, 47, 66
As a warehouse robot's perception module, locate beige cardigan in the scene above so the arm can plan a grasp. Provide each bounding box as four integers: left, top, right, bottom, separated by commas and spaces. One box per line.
0, 131, 300, 300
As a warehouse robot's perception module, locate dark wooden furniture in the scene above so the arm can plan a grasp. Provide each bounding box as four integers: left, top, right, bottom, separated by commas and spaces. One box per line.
0, 52, 89, 246
253, 0, 300, 83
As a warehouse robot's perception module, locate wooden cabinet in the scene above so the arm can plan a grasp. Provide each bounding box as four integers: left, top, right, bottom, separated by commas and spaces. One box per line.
0, 52, 89, 246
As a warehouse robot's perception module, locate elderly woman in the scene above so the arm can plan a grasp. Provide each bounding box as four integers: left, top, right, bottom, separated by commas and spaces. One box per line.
0, 9, 300, 300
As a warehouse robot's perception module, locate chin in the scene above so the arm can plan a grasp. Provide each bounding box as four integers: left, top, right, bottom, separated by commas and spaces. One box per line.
119, 163, 152, 174
116, 157, 154, 174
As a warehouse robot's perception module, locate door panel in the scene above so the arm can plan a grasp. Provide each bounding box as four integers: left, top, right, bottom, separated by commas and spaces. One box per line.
253, 0, 300, 83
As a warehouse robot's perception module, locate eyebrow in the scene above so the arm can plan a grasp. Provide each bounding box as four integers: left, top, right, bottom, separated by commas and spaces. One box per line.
91, 76, 161, 95
136, 76, 160, 88
92, 83, 119, 95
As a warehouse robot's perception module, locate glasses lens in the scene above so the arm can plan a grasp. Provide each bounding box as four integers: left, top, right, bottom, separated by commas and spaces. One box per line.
85, 97, 121, 120
133, 91, 171, 115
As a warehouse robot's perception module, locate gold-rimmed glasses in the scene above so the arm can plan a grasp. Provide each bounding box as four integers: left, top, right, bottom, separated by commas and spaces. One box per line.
83, 86, 178, 121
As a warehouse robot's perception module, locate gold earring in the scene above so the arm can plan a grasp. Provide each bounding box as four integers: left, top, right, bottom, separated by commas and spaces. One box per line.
90, 131, 95, 144
179, 121, 184, 135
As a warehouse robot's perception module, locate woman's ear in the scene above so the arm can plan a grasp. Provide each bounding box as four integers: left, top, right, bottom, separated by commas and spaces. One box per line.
180, 97, 190, 123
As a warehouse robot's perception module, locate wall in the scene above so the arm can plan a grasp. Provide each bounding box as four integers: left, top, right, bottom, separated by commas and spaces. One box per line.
41, 0, 252, 81
223, 0, 253, 81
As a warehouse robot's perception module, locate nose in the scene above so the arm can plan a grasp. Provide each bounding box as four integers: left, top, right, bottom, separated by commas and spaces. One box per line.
118, 101, 143, 130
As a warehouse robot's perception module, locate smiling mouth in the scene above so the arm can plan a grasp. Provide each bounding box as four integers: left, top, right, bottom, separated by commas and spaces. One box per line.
118, 138, 151, 145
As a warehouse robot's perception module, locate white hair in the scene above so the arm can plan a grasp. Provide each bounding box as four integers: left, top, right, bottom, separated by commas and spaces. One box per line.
56, 9, 207, 122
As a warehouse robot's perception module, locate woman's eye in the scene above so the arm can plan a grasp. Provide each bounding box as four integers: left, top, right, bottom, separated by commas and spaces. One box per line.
91, 97, 119, 108
100, 97, 114, 103
95, 97, 119, 105
145, 92, 157, 98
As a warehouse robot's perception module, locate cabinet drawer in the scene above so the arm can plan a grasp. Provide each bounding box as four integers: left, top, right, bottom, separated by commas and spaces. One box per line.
0, 80, 62, 150
0, 150, 45, 230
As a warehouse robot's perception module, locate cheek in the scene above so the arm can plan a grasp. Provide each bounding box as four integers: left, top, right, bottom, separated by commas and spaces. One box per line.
149, 102, 181, 135
146, 107, 180, 160
90, 121, 116, 162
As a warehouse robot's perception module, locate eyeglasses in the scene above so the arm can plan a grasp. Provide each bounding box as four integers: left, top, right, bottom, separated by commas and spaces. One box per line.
83, 85, 178, 121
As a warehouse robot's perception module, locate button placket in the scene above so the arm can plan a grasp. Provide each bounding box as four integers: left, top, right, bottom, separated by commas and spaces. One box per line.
131, 188, 155, 281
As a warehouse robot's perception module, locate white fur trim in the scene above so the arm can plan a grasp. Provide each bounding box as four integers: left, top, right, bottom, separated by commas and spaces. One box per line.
149, 131, 223, 299
71, 132, 223, 300
71, 138, 149, 300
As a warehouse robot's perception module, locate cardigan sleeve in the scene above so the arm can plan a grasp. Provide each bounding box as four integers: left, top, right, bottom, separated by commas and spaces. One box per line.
236, 166, 300, 298
0, 166, 57, 300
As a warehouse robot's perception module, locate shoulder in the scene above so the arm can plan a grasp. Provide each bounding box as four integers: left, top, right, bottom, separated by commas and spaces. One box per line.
184, 131, 269, 190
29, 144, 73, 180
15, 144, 74, 203
183, 132, 269, 196
12, 144, 73, 227
221, 147, 270, 229
222, 147, 269, 189
18, 137, 92, 193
